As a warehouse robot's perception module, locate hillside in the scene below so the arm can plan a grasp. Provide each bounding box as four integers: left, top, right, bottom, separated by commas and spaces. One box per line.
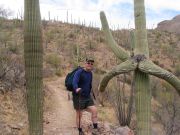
157, 15, 180, 34
0, 18, 180, 135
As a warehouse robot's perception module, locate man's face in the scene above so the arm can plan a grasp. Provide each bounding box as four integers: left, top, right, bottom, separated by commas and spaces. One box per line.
85, 61, 94, 71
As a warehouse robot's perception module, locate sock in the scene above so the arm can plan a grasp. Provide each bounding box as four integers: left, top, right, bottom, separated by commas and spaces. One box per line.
78, 128, 82, 132
93, 123, 98, 129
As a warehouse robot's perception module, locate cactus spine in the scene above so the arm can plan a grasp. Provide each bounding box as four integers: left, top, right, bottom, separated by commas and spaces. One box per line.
24, 0, 43, 134
99, 0, 180, 134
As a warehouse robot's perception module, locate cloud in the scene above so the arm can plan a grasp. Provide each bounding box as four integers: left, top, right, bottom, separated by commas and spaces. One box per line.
146, 0, 180, 12
0, 0, 23, 17
0, 0, 179, 29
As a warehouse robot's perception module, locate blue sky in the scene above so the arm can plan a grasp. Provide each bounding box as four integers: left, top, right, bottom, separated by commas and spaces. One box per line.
0, 0, 180, 29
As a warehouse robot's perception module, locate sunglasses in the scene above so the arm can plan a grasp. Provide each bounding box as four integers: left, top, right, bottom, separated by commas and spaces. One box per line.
86, 62, 94, 65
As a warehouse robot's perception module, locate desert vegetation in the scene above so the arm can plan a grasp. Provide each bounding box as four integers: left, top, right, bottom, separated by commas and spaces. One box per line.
0, 1, 180, 134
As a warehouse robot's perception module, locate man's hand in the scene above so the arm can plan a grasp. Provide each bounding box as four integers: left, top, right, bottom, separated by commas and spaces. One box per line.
76, 88, 81, 93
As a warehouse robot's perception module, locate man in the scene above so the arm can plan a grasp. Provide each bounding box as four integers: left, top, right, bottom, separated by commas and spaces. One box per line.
72, 58, 98, 135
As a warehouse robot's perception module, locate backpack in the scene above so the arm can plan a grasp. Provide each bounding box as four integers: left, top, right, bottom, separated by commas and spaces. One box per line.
65, 67, 82, 91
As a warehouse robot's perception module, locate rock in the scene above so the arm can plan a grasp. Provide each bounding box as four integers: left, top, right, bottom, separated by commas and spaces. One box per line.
0, 122, 12, 134
115, 126, 134, 135
152, 126, 165, 135
104, 122, 111, 131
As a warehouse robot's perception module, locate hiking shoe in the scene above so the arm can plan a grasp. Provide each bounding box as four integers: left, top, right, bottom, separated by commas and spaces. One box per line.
79, 131, 85, 135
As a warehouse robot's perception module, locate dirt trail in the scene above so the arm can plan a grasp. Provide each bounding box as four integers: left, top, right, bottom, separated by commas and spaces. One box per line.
44, 77, 78, 135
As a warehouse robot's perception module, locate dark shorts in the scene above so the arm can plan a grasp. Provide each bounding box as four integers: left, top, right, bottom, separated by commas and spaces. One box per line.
72, 94, 94, 110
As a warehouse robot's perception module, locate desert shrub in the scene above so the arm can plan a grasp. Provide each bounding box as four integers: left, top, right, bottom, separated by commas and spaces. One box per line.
55, 68, 63, 76
85, 40, 96, 50
45, 53, 61, 69
156, 31, 162, 39
0, 31, 11, 47
178, 53, 180, 61
44, 30, 54, 44
12, 19, 23, 28
56, 38, 66, 52
0, 49, 24, 93
68, 32, 75, 39
108, 74, 135, 127
174, 64, 180, 76
8, 44, 19, 54
155, 89, 180, 135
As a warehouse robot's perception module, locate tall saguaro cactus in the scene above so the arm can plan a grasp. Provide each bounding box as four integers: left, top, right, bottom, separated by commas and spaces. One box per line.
24, 0, 43, 134
99, 0, 180, 134
133, 0, 151, 134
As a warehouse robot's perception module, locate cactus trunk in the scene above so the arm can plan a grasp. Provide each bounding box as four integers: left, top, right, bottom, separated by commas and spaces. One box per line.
135, 70, 151, 135
24, 0, 43, 134
134, 0, 151, 134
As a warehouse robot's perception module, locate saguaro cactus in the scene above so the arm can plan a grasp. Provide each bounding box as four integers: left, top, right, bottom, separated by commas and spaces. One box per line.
24, 0, 43, 134
99, 0, 180, 134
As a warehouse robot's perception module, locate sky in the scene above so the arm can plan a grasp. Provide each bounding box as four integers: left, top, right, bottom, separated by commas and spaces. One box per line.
0, 0, 180, 29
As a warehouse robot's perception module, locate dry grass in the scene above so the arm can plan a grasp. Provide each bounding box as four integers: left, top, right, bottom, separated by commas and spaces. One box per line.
0, 88, 28, 134
98, 106, 118, 125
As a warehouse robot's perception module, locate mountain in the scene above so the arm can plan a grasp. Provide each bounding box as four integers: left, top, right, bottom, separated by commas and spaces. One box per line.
157, 15, 180, 34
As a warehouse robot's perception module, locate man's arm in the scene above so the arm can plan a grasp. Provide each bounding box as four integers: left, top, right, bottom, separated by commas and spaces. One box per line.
72, 69, 82, 93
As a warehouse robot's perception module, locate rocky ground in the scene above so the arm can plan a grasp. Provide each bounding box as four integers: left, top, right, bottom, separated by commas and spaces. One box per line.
43, 77, 134, 135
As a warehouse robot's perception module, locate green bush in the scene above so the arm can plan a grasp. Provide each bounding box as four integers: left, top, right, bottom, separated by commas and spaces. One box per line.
45, 53, 61, 69
45, 30, 54, 43
8, 45, 19, 54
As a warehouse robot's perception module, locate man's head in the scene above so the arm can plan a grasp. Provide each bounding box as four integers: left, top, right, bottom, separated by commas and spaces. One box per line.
84, 58, 94, 71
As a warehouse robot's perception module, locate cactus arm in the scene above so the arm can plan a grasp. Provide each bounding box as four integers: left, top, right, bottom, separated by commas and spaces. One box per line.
100, 11, 130, 61
134, 0, 149, 58
139, 60, 180, 95
98, 59, 137, 92
24, 0, 43, 134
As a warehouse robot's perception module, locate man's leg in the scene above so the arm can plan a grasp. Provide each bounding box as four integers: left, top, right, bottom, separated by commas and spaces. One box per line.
87, 105, 98, 128
76, 110, 83, 132
73, 94, 84, 133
